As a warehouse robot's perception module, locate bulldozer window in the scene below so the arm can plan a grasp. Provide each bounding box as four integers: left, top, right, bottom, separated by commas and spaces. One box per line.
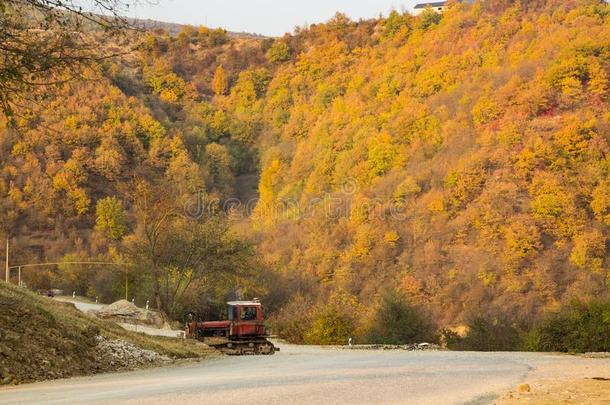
241, 306, 257, 321
229, 305, 238, 321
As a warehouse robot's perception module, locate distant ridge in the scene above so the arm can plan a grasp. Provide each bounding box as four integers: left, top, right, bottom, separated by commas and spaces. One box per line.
126, 17, 267, 38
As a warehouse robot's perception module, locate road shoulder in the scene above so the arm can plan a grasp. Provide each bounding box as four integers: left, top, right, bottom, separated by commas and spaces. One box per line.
495, 354, 610, 404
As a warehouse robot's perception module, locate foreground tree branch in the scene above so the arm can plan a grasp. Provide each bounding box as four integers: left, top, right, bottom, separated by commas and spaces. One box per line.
0, 0, 146, 119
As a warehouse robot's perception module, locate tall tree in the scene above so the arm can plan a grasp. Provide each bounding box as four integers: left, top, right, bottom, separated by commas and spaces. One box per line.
212, 65, 228, 96
122, 181, 256, 316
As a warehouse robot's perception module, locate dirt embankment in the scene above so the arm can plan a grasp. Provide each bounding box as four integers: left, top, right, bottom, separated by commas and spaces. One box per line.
0, 283, 214, 385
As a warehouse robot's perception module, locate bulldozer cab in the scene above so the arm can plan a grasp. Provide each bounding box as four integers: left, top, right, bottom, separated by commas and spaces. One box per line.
227, 301, 266, 338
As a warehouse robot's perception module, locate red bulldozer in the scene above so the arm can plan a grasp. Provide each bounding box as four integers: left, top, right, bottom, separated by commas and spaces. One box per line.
186, 299, 278, 355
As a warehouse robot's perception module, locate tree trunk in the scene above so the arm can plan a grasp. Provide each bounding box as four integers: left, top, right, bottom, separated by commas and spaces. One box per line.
152, 267, 165, 314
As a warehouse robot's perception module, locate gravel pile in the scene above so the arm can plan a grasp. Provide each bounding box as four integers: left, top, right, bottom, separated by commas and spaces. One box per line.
93, 300, 166, 328
95, 336, 171, 369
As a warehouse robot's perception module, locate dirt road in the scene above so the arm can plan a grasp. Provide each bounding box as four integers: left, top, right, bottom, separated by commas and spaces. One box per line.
54, 296, 185, 338
1, 345, 608, 405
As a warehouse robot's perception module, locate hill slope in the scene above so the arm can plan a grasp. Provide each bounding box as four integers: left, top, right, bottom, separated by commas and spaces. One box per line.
249, 0, 610, 327
0, 283, 213, 385
0, 0, 608, 342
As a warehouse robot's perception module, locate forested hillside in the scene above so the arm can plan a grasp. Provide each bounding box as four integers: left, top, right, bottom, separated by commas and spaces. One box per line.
252, 0, 610, 339
1, 0, 608, 343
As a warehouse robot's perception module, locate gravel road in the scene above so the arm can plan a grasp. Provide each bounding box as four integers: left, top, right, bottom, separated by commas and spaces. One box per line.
54, 296, 105, 312
1, 345, 608, 405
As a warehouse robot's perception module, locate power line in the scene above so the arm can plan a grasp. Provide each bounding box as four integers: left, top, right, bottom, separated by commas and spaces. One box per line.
8, 261, 127, 269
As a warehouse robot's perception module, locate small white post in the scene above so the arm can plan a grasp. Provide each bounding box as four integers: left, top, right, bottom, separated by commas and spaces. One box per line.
72, 291, 76, 298
146, 300, 149, 310
95, 296, 98, 303
131, 298, 135, 304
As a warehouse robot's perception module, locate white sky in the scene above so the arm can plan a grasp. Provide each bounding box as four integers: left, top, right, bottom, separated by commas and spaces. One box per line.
123, 0, 425, 36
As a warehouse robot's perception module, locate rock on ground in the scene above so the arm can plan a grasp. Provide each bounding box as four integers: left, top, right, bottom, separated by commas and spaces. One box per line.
337, 343, 443, 351
94, 336, 171, 369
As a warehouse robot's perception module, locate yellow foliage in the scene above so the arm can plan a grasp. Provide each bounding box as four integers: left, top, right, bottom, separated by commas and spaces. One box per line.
159, 89, 178, 103
212, 65, 228, 96
588, 58, 608, 99
64, 115, 78, 130
570, 231, 606, 273
472, 96, 501, 126
427, 195, 445, 212
504, 220, 541, 260
352, 228, 373, 258
529, 173, 577, 237
367, 133, 399, 178
399, 274, 424, 300
68, 187, 90, 216
560, 76, 584, 106
591, 181, 610, 226
11, 141, 29, 157
478, 268, 497, 287
384, 230, 400, 244
394, 177, 421, 200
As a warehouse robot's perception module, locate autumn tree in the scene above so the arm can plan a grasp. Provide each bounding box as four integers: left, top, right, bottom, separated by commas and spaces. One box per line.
122, 181, 257, 316
95, 196, 128, 241
267, 41, 290, 63
384, 10, 409, 37
212, 65, 228, 96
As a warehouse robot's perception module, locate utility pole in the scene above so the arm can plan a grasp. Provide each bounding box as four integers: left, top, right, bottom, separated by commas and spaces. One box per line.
5, 239, 8, 283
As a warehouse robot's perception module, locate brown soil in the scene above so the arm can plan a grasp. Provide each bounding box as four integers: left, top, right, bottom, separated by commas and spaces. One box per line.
495, 358, 610, 405
496, 378, 610, 404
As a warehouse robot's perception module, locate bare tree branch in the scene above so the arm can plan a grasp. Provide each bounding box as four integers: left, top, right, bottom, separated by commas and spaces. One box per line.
0, 0, 148, 120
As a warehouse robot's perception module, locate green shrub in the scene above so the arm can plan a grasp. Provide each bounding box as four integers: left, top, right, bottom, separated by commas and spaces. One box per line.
268, 295, 313, 344
448, 310, 524, 351
304, 306, 355, 345
365, 289, 438, 344
418, 9, 442, 30
525, 299, 610, 353
267, 41, 290, 63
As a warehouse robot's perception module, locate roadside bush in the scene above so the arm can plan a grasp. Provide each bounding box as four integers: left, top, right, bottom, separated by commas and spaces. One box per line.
268, 295, 313, 344
524, 299, 610, 353
448, 310, 524, 351
439, 328, 462, 348
304, 306, 355, 345
302, 292, 363, 345
365, 289, 438, 344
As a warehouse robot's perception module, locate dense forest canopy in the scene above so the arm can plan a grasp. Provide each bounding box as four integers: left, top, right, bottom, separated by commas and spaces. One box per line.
0, 0, 608, 343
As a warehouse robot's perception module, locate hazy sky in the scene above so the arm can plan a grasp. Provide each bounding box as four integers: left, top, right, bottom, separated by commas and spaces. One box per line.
124, 0, 424, 36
